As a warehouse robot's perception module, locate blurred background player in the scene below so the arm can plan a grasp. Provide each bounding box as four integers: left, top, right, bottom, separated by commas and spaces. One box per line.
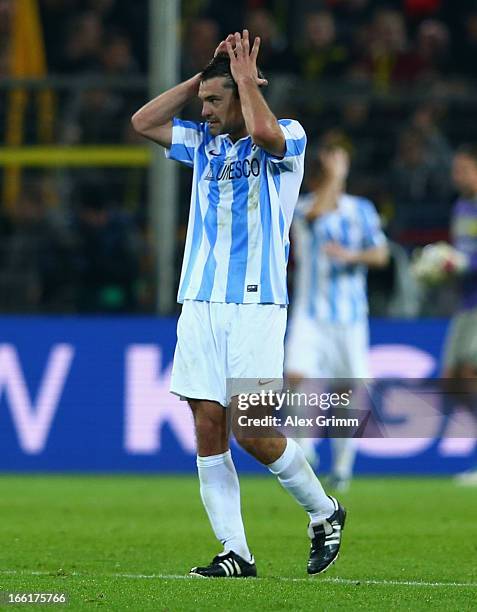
285, 144, 389, 491
441, 145, 477, 485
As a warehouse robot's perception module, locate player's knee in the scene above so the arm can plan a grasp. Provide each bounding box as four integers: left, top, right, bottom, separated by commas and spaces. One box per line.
191, 408, 227, 453
194, 413, 221, 440
230, 417, 255, 451
234, 435, 286, 465
234, 434, 260, 456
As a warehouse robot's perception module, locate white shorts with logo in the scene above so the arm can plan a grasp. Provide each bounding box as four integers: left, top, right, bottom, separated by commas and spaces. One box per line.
285, 310, 370, 379
171, 300, 288, 407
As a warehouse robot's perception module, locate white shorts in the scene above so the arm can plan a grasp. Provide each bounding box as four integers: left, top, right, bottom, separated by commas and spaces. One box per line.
285, 311, 369, 379
171, 300, 287, 407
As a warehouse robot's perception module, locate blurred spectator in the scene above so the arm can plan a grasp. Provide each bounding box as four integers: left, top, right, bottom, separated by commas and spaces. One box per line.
452, 10, 477, 81
409, 101, 452, 168
354, 8, 408, 89
0, 182, 74, 312
448, 145, 477, 312
394, 19, 450, 83
297, 10, 350, 80
323, 0, 374, 40
100, 30, 139, 76
62, 88, 125, 144
181, 17, 220, 79
245, 7, 298, 73
199, 0, 246, 39
388, 127, 453, 237
71, 183, 140, 313
58, 23, 138, 146
40, 0, 81, 72
85, 0, 146, 72
338, 96, 378, 188
60, 10, 103, 73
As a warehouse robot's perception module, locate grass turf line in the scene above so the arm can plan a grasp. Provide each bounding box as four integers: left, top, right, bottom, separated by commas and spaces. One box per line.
0, 475, 475, 611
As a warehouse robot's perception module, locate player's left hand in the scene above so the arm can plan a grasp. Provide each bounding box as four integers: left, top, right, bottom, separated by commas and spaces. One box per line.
214, 34, 235, 57
225, 30, 268, 87
324, 242, 358, 264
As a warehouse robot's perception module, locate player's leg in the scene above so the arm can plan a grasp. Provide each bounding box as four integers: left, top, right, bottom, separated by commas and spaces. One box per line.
452, 362, 477, 485
188, 399, 255, 576
329, 321, 369, 491
329, 413, 355, 491
232, 419, 346, 574
284, 312, 320, 466
286, 374, 320, 467
232, 420, 334, 522
441, 311, 477, 485
170, 301, 254, 577
453, 312, 477, 484
229, 304, 346, 574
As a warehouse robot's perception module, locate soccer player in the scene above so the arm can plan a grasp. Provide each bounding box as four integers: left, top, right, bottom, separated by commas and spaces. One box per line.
285, 145, 389, 491
442, 145, 477, 486
132, 31, 346, 577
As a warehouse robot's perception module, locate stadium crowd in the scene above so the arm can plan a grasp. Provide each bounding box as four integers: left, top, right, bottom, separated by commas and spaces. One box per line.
0, 0, 476, 313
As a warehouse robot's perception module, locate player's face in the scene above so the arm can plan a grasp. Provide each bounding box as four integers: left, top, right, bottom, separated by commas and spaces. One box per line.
199, 77, 246, 140
452, 153, 477, 196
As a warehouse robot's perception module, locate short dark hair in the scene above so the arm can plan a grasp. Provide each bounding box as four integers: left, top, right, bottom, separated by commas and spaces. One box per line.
200, 52, 265, 98
201, 53, 238, 97
457, 144, 477, 164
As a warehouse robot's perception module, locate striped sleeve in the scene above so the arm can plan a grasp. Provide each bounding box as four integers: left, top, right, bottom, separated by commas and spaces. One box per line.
266, 119, 307, 172
164, 118, 205, 168
359, 199, 387, 248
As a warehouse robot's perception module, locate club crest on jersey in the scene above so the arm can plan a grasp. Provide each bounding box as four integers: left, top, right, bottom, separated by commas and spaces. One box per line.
204, 158, 261, 181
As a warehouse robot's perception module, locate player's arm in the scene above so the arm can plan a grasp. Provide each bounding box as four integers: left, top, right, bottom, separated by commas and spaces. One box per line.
352, 245, 390, 267
305, 148, 349, 221
227, 31, 284, 157
324, 243, 389, 267
131, 73, 202, 147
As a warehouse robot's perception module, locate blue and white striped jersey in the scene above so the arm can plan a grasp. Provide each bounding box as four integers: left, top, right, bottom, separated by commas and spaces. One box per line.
165, 118, 306, 304
292, 193, 387, 323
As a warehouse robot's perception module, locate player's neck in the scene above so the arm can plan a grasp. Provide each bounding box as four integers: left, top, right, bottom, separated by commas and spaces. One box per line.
227, 126, 249, 143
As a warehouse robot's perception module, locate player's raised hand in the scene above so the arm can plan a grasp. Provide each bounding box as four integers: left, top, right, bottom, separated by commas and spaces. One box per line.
214, 34, 234, 57
225, 30, 268, 87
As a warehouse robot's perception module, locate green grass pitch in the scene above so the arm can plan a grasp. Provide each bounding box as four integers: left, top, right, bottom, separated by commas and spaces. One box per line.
0, 475, 475, 611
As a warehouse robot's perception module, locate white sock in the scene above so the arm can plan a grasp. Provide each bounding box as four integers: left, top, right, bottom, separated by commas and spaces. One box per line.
295, 437, 319, 468
196, 451, 251, 561
268, 438, 334, 524
331, 438, 356, 481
